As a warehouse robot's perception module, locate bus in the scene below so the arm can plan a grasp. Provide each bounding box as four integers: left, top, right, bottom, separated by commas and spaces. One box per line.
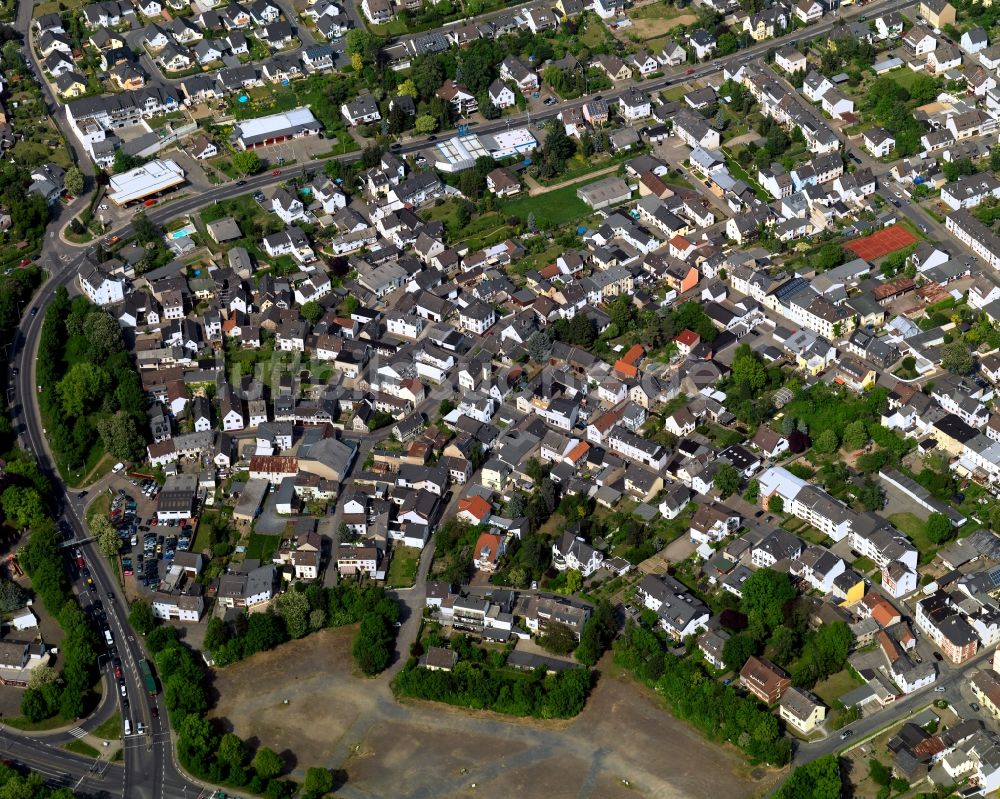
138, 659, 157, 696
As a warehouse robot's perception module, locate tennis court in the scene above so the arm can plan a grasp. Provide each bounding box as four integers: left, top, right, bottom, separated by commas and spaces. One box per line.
844, 224, 917, 260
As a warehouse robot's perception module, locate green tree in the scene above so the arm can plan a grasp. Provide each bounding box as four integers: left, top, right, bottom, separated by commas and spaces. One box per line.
57, 361, 110, 418
925, 512, 953, 544
217, 733, 248, 771
767, 626, 800, 667
128, 601, 157, 636
868, 758, 891, 787
64, 166, 85, 197
232, 150, 262, 176
714, 462, 741, 498
813, 429, 839, 454
540, 621, 578, 655
722, 632, 758, 673
941, 340, 974, 374
565, 568, 582, 594
0, 580, 26, 613
345, 29, 383, 66
204, 616, 230, 653
96, 411, 147, 462
768, 495, 784, 514
415, 114, 438, 134
1, 486, 45, 529
253, 747, 283, 781
95, 516, 122, 560
608, 294, 635, 332
842, 420, 868, 451
302, 767, 334, 798
814, 243, 846, 271
774, 755, 842, 799
575, 600, 616, 667
275, 589, 310, 639
730, 345, 767, 393
27, 664, 60, 690
741, 568, 796, 634
301, 300, 324, 324
857, 480, 884, 512
131, 209, 161, 244
744, 479, 760, 504
352, 614, 392, 676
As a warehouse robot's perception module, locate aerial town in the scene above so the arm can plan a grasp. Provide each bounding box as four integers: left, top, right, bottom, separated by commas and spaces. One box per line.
8, 0, 1000, 794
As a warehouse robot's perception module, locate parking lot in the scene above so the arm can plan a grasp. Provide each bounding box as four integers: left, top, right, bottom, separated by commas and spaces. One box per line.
98, 476, 196, 597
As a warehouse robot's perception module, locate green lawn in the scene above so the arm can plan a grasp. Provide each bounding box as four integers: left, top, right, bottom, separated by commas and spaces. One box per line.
500, 183, 597, 228
852, 556, 877, 575
508, 243, 564, 276
192, 511, 219, 555
888, 512, 937, 562
794, 525, 831, 547
85, 493, 111, 535
884, 68, 929, 93
722, 150, 769, 201
813, 668, 863, 706
93, 715, 123, 740
63, 739, 100, 758
629, 0, 686, 19
387, 546, 421, 589
536, 150, 635, 187
245, 532, 281, 562
5, 715, 73, 731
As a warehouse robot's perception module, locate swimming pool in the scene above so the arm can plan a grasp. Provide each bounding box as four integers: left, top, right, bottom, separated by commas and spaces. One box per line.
169, 224, 196, 239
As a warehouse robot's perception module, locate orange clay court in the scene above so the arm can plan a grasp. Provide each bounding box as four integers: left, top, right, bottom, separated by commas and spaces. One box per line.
844, 224, 918, 261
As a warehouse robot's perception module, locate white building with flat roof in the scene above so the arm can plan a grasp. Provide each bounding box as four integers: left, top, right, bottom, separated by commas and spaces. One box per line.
107, 158, 185, 205
233, 107, 322, 150
434, 128, 537, 172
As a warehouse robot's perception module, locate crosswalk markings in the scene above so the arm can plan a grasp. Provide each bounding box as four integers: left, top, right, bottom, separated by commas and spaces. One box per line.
68, 727, 87, 739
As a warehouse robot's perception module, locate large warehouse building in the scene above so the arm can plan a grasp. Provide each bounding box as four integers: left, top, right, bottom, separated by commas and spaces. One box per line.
233, 107, 322, 150
107, 158, 186, 206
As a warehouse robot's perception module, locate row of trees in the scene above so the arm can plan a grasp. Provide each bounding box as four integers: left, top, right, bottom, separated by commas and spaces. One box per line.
393, 657, 591, 719
0, 763, 75, 799
19, 518, 99, 722
0, 267, 43, 451
38, 288, 147, 473
203, 580, 398, 675
774, 755, 843, 799
613, 624, 791, 766
148, 622, 335, 798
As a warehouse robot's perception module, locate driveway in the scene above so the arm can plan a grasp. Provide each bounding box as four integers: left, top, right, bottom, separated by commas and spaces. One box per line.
254, 495, 288, 534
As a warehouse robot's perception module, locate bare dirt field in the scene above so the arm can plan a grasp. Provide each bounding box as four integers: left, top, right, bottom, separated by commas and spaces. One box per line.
618, 14, 698, 41
211, 630, 781, 799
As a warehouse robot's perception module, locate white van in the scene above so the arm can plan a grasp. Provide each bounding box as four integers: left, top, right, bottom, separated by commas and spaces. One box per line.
104, 629, 113, 647
112, 463, 125, 474
124, 719, 131, 736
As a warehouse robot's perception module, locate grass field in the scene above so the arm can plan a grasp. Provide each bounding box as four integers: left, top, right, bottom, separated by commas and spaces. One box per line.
86, 493, 111, 534
500, 183, 595, 227
245, 531, 281, 562
63, 740, 100, 758
93, 715, 123, 740
5, 715, 72, 731
387, 546, 421, 589
813, 668, 863, 706
888, 512, 938, 562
